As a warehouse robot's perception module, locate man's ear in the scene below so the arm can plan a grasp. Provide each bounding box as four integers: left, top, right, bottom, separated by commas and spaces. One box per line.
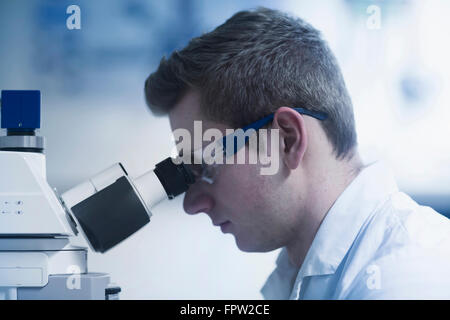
272, 107, 307, 170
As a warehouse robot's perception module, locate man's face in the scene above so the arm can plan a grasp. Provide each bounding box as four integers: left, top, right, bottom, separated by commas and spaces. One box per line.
169, 91, 304, 252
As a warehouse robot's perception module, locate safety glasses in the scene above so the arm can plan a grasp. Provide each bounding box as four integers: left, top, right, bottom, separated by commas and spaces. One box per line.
182, 107, 328, 184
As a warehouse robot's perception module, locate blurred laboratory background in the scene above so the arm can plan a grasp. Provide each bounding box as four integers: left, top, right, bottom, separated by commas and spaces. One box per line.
0, 0, 449, 299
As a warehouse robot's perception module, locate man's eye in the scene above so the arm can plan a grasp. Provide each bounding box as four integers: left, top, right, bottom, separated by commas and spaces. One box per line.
203, 165, 215, 179
186, 164, 203, 177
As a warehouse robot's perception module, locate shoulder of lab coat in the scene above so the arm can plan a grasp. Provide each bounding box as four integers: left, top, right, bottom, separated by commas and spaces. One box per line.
343, 192, 450, 299
261, 161, 450, 300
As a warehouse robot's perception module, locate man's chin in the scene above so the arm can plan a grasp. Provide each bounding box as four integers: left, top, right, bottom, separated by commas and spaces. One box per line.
234, 236, 274, 253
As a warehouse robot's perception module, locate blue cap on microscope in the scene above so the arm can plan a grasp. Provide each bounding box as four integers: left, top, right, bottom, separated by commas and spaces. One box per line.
1, 90, 41, 129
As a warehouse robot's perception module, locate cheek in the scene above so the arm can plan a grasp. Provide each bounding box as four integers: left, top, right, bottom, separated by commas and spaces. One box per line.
217, 163, 274, 212
218, 161, 298, 227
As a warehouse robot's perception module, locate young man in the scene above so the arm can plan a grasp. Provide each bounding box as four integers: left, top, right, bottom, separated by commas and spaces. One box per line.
144, 8, 450, 299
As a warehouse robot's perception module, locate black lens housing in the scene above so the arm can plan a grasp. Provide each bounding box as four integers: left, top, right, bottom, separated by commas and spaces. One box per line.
154, 157, 195, 199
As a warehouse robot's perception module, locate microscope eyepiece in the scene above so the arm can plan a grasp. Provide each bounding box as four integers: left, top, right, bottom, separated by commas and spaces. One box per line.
61, 157, 196, 253
154, 157, 196, 199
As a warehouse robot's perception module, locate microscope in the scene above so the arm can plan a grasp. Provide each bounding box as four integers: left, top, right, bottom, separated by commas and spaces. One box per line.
0, 90, 195, 299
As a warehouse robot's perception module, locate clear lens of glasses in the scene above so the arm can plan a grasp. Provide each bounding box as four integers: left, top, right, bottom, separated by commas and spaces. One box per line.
178, 145, 222, 184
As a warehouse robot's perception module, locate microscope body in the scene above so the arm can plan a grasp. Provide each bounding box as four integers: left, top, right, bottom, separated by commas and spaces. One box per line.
0, 91, 114, 299
0, 90, 193, 299
0, 151, 113, 299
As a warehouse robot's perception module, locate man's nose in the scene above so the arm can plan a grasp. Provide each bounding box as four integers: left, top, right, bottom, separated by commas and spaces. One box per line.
183, 191, 215, 215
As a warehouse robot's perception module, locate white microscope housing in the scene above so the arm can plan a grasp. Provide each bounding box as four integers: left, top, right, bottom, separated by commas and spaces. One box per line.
0, 90, 195, 300
0, 91, 113, 299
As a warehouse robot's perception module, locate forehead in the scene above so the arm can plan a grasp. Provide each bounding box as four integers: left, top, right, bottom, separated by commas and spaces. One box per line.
169, 90, 226, 134
169, 90, 202, 132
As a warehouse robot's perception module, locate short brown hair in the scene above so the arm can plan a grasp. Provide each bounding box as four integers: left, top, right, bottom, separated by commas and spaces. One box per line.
145, 7, 357, 159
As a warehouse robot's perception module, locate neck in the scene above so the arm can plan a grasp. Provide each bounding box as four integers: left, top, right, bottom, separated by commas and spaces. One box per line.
285, 149, 364, 269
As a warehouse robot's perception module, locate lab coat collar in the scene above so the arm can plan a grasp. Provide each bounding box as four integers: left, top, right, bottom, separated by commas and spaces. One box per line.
287, 161, 399, 299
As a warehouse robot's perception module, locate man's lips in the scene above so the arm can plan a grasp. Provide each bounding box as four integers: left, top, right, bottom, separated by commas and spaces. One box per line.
213, 220, 232, 233
213, 220, 230, 227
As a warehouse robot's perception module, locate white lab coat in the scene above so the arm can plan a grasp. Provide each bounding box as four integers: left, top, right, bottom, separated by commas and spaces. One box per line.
261, 161, 450, 299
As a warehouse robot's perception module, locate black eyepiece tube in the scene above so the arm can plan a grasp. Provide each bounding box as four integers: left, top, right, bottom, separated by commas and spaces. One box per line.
153, 157, 195, 199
